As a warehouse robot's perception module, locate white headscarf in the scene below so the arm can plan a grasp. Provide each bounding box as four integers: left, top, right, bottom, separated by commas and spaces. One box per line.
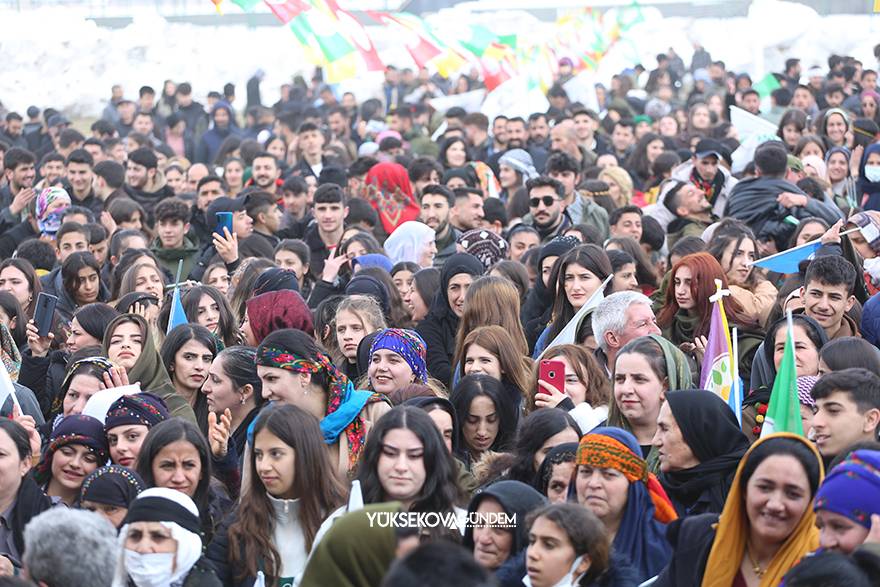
383, 221, 435, 265
112, 487, 204, 587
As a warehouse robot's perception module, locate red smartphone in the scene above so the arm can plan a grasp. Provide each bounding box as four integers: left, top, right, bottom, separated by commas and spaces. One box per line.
539, 360, 566, 394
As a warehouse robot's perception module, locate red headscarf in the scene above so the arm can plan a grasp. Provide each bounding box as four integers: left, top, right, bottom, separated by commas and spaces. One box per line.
246, 290, 314, 342
363, 162, 420, 234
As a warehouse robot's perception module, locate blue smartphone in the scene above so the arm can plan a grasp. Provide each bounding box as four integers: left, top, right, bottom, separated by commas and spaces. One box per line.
214, 211, 233, 237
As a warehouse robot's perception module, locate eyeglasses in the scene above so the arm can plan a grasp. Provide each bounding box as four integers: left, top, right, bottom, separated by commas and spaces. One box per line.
529, 196, 559, 208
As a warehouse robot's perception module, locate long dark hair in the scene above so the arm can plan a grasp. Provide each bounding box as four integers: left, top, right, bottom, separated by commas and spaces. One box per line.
0, 258, 40, 318
357, 406, 460, 515
216, 346, 263, 406
227, 404, 346, 583
182, 285, 239, 348
0, 291, 27, 348
547, 245, 612, 342
159, 324, 217, 382
450, 374, 519, 460
73, 303, 120, 341
135, 418, 214, 536
505, 409, 581, 484
606, 236, 658, 289
706, 227, 763, 290
61, 251, 104, 305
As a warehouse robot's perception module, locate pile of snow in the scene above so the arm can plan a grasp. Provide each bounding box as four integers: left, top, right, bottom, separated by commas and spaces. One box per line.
0, 0, 878, 118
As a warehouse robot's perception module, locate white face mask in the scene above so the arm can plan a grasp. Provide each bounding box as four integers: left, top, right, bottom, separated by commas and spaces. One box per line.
523, 554, 587, 587
125, 550, 176, 587
865, 165, 880, 183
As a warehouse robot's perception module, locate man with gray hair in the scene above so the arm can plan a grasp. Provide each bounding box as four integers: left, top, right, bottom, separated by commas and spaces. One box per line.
23, 508, 118, 587
591, 291, 661, 374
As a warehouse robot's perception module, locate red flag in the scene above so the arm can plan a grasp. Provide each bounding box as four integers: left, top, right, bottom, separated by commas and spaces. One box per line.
367, 11, 441, 68
263, 0, 309, 24
321, 3, 384, 72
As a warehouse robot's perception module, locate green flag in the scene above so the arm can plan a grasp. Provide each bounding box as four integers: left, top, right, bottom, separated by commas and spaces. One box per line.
753, 73, 782, 99
760, 312, 804, 437
231, 0, 261, 11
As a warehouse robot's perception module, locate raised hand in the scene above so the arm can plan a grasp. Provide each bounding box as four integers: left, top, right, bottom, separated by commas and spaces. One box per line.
534, 379, 567, 409
25, 320, 53, 358
207, 408, 232, 458
212, 227, 239, 264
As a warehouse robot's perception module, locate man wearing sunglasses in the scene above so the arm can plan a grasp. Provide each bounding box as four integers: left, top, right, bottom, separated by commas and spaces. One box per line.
523, 176, 571, 243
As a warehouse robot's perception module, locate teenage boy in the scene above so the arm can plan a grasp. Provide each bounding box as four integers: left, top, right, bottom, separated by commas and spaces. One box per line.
151, 197, 200, 279
41, 222, 92, 292
801, 255, 859, 340
245, 191, 283, 248
304, 184, 348, 280
811, 368, 880, 465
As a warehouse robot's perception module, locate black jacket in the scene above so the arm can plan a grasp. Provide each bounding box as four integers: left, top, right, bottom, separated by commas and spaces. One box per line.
0, 220, 38, 259
18, 348, 68, 419
124, 182, 176, 225
652, 513, 718, 587
3, 476, 53, 567
724, 176, 842, 250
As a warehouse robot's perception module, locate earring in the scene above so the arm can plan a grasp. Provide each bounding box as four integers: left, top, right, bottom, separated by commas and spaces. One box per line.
239, 395, 246, 405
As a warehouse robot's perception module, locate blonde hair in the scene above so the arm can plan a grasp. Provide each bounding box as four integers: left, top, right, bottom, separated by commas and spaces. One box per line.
333, 295, 387, 365
599, 166, 634, 207
454, 276, 528, 359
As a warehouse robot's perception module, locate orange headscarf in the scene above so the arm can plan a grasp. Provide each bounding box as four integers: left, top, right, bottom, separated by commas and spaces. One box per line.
701, 432, 824, 587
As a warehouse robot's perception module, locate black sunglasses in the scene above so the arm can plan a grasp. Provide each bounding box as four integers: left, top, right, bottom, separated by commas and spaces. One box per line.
529, 196, 558, 208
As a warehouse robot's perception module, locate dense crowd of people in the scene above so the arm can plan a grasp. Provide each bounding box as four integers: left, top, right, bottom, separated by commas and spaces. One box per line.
0, 40, 879, 587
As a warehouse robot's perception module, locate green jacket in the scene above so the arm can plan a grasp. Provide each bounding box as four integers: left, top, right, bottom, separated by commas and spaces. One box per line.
151, 236, 200, 281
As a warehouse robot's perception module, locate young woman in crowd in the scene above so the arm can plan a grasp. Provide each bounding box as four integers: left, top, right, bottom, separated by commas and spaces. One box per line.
52, 351, 113, 426
256, 328, 391, 475
390, 261, 420, 299
599, 166, 634, 208
0, 291, 26, 352
241, 289, 313, 348
78, 465, 145, 529
274, 240, 313, 295
103, 313, 196, 422
522, 236, 580, 352
201, 346, 263, 460
182, 285, 240, 349
818, 336, 880, 375
135, 418, 227, 543
228, 258, 276, 324
655, 434, 824, 587
118, 262, 167, 307
454, 276, 529, 369
574, 427, 677, 583
403, 267, 439, 322
706, 227, 778, 328
415, 253, 485, 385
208, 404, 346, 586
114, 487, 222, 587
531, 344, 611, 434
21, 302, 118, 418
605, 236, 660, 295
0, 258, 41, 320
500, 409, 581, 486
463, 480, 547, 580
353, 406, 461, 534
0, 419, 52, 571
450, 374, 520, 472
820, 107, 850, 148
653, 390, 750, 516
826, 147, 859, 211
813, 449, 880, 554
534, 245, 612, 357
104, 392, 170, 469
160, 324, 216, 432
745, 314, 827, 437
533, 442, 578, 504
608, 335, 692, 464
33, 414, 108, 506
607, 249, 640, 293
56, 252, 109, 322
334, 295, 386, 381
657, 252, 763, 383
456, 326, 532, 409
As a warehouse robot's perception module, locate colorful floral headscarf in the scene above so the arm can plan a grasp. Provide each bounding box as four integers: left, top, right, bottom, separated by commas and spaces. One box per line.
369, 328, 428, 384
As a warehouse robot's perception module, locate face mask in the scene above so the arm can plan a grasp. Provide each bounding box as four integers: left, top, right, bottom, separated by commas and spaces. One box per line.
865, 165, 880, 183
523, 554, 587, 587
124, 550, 176, 587
38, 210, 64, 237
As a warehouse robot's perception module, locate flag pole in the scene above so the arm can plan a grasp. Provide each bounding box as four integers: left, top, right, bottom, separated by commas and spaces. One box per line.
747, 228, 859, 267
731, 326, 741, 424
174, 260, 183, 289
786, 308, 796, 379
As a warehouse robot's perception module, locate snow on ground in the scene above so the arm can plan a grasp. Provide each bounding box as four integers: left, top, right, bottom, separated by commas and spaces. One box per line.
0, 0, 878, 118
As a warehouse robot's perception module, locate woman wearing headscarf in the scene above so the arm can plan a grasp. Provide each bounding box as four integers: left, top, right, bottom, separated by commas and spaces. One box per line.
654, 433, 824, 587
362, 162, 420, 240
33, 414, 109, 506
415, 253, 485, 386
825, 146, 859, 214
112, 487, 222, 587
299, 503, 401, 587
574, 427, 677, 583
35, 185, 72, 240
533, 442, 578, 504
463, 480, 547, 585
383, 221, 437, 268
858, 142, 880, 211
102, 313, 196, 423
362, 328, 430, 395
79, 465, 145, 528
104, 392, 170, 469
814, 449, 880, 554
252, 267, 300, 295
242, 289, 314, 346
654, 390, 750, 516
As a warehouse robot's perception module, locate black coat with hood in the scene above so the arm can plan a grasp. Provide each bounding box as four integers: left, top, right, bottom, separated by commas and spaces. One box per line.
521, 235, 580, 353
415, 253, 485, 387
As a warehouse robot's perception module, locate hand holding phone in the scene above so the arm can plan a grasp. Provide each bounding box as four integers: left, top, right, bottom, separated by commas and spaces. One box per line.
214, 211, 234, 237
34, 292, 58, 338
539, 359, 566, 395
